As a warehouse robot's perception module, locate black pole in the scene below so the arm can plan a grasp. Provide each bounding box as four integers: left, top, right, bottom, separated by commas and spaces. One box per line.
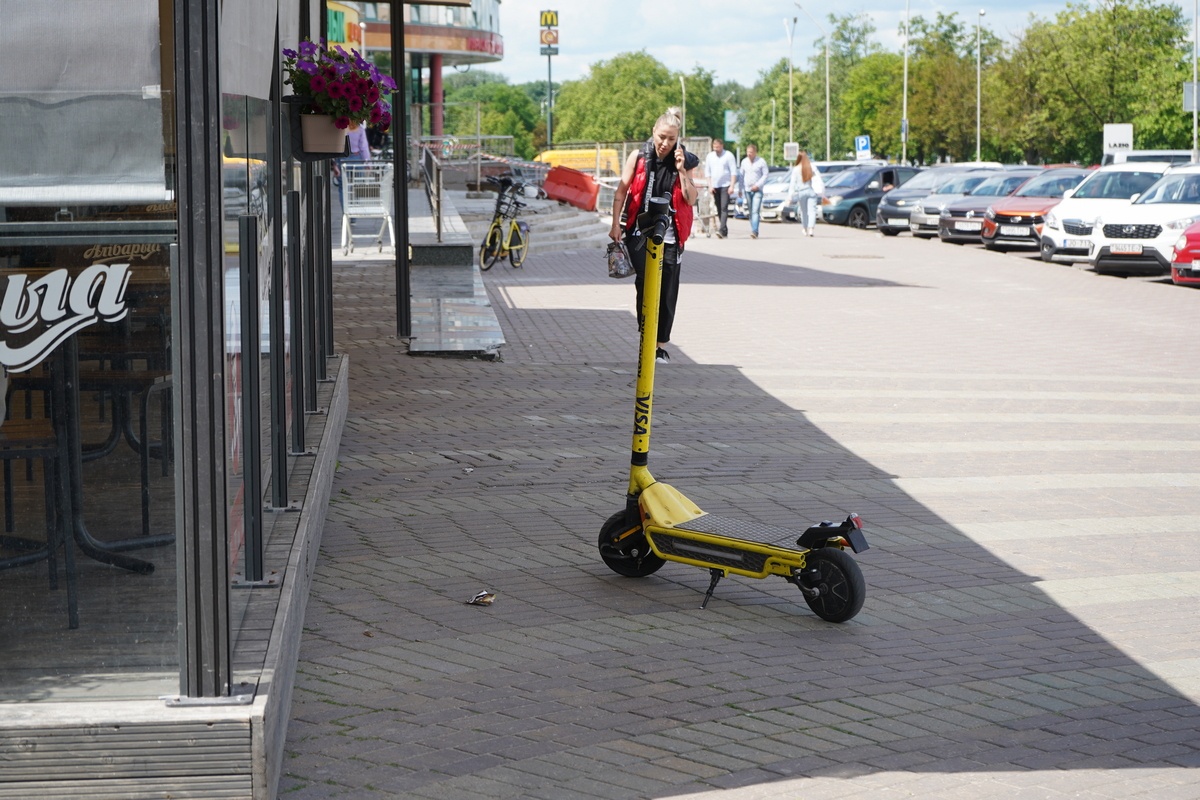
392, 8, 411, 337
269, 26, 289, 510
238, 216, 263, 583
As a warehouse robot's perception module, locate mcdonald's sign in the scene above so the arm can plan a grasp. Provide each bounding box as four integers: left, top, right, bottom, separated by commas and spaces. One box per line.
540, 10, 558, 27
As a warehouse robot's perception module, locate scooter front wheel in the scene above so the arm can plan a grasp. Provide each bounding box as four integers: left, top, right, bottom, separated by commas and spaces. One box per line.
598, 511, 664, 577
796, 548, 865, 623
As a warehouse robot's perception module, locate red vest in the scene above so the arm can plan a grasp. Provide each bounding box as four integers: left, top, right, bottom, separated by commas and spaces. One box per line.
624, 154, 693, 248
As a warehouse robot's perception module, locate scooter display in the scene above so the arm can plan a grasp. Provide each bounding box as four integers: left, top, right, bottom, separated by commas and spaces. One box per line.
597, 195, 870, 622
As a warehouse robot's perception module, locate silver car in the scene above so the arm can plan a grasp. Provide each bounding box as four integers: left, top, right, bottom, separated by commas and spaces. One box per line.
908, 171, 997, 238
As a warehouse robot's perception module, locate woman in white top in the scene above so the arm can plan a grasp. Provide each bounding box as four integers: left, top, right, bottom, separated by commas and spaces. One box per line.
787, 150, 823, 237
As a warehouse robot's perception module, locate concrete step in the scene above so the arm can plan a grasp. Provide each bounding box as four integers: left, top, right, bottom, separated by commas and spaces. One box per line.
451, 189, 612, 255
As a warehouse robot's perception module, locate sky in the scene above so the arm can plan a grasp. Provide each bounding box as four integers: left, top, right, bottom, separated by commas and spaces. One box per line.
489, 0, 1076, 88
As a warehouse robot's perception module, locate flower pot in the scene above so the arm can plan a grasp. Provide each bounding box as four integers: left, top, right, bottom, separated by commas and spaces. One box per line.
299, 114, 347, 154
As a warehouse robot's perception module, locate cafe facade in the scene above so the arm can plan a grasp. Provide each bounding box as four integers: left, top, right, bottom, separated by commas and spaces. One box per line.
0, 0, 450, 796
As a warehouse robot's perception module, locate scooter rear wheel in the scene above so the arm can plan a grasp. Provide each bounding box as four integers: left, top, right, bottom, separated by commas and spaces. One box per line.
797, 548, 865, 623
598, 511, 664, 577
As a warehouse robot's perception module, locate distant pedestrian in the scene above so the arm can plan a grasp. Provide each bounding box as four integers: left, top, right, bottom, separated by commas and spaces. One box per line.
739, 143, 769, 239
346, 122, 371, 162
787, 150, 824, 236
609, 106, 699, 365
704, 139, 737, 239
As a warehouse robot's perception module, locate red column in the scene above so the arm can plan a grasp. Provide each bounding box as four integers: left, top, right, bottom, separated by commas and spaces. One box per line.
430, 53, 444, 137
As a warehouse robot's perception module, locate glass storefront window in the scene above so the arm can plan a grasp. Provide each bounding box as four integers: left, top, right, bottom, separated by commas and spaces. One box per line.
0, 0, 179, 702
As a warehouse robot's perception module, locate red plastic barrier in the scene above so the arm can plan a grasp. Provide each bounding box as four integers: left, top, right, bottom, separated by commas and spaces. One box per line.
542, 165, 600, 212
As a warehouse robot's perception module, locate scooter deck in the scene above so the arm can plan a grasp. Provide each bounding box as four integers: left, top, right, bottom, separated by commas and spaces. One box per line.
645, 514, 807, 578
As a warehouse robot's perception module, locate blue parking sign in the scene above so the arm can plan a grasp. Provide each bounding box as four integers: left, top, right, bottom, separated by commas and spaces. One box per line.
854, 135, 872, 160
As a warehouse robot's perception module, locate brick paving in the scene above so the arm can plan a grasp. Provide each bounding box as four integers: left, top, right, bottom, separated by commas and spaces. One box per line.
282, 218, 1200, 799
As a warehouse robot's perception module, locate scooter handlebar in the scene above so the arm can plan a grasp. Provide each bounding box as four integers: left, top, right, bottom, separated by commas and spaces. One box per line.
636, 196, 671, 245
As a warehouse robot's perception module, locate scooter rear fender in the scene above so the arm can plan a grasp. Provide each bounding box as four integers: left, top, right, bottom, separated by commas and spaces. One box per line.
797, 513, 870, 554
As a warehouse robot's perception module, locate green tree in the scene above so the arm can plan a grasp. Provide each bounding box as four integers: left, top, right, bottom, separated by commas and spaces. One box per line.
552, 51, 679, 142
442, 81, 540, 159
984, 0, 1190, 163
841, 52, 904, 160
900, 12, 1001, 162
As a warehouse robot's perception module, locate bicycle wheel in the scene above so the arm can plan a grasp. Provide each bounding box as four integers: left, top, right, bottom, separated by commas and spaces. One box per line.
508, 223, 529, 268
479, 224, 503, 271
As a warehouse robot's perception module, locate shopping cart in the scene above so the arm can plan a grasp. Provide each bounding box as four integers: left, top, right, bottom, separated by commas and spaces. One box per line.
695, 178, 717, 238
340, 161, 395, 255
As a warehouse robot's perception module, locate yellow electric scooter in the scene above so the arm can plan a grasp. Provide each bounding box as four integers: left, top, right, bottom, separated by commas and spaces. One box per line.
597, 196, 869, 622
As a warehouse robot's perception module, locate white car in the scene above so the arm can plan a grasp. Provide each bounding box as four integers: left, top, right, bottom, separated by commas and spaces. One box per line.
760, 171, 795, 222
1089, 164, 1200, 277
1040, 162, 1172, 263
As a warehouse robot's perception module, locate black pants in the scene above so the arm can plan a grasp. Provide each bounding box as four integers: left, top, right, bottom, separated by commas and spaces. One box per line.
712, 186, 730, 236
627, 235, 681, 345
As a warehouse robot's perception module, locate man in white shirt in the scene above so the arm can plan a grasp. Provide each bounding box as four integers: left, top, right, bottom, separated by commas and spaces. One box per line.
703, 139, 737, 239
739, 144, 770, 239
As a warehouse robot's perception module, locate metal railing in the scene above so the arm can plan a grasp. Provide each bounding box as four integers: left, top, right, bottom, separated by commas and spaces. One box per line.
419, 146, 444, 242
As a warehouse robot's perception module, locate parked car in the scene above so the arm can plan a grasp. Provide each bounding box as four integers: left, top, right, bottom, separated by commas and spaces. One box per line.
908, 170, 999, 238
937, 168, 1042, 244
877, 165, 1002, 236
1169, 220, 1200, 286
819, 164, 922, 228
979, 167, 1091, 252
1089, 164, 1200, 277
1100, 149, 1193, 166
1039, 162, 1173, 263
732, 165, 788, 220
760, 170, 797, 222
813, 159, 887, 177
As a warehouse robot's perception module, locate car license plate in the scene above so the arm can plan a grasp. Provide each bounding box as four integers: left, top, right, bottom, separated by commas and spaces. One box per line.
1000, 225, 1030, 236
1065, 238, 1091, 249
955, 221, 981, 232
1112, 243, 1143, 254
888, 218, 908, 227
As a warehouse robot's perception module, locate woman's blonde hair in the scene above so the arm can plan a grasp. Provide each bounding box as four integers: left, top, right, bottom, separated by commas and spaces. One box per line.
655, 107, 683, 133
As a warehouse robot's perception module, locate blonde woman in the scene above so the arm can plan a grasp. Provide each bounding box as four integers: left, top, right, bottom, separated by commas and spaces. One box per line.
787, 150, 824, 236
609, 107, 699, 364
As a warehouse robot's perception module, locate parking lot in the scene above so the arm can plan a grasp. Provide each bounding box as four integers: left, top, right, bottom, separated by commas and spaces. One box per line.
286, 217, 1200, 799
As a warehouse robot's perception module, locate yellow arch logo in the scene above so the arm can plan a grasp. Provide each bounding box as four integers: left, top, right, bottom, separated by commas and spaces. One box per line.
540, 10, 558, 27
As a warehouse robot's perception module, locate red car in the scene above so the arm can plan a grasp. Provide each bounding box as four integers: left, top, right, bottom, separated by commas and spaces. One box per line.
1170, 220, 1200, 286
980, 167, 1091, 252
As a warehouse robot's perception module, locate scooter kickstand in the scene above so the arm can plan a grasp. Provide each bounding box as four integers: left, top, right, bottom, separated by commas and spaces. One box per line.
701, 569, 724, 609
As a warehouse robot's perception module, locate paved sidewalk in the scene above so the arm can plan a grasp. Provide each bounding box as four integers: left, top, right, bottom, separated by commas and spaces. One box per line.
284, 218, 1200, 798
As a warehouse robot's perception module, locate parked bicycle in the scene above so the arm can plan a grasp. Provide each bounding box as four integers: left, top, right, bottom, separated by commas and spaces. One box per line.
479, 175, 531, 270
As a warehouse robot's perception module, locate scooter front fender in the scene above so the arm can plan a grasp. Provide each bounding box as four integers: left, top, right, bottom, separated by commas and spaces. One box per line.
638, 481, 705, 528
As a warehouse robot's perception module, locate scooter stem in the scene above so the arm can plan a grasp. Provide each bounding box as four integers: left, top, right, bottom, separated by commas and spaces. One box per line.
628, 197, 671, 497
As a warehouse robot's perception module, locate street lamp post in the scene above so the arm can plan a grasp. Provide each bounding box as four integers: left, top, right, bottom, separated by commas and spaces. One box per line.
680, 75, 686, 139
902, 0, 910, 164
795, 3, 830, 160
359, 20, 367, 55
771, 98, 777, 164
1193, 0, 1198, 161
784, 17, 796, 142
977, 9, 986, 162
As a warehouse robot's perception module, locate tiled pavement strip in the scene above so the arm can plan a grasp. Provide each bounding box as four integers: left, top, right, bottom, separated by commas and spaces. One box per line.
282, 214, 1200, 799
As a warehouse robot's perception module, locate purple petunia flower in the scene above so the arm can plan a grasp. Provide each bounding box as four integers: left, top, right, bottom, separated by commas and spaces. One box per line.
298, 61, 319, 75
334, 116, 350, 129
298, 41, 319, 58
282, 48, 298, 59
